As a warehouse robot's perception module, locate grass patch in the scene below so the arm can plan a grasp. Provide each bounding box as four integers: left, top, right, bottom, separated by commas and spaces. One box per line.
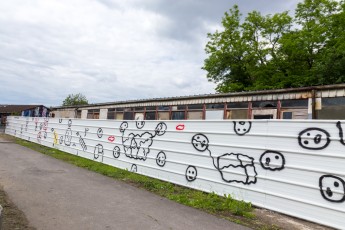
10, 136, 282, 229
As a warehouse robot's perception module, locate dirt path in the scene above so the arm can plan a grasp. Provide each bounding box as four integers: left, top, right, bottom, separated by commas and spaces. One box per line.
0, 136, 249, 230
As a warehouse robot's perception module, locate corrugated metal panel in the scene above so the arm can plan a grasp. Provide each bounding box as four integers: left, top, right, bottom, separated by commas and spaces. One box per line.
6, 117, 345, 229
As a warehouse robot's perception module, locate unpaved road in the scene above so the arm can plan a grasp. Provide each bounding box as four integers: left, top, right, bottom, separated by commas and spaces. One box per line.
0, 137, 249, 230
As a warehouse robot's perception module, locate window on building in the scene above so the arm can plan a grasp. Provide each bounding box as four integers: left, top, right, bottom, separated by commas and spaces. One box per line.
158, 112, 169, 120
205, 103, 225, 109
76, 110, 82, 119
87, 109, 100, 119
107, 108, 116, 119
282, 112, 293, 119
171, 111, 185, 120
226, 110, 248, 119
281, 99, 308, 108
145, 112, 156, 120
254, 114, 273, 119
187, 111, 203, 120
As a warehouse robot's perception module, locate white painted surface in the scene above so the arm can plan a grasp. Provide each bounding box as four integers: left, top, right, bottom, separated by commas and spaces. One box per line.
205, 110, 223, 120
81, 110, 88, 119
5, 117, 345, 229
99, 109, 108, 119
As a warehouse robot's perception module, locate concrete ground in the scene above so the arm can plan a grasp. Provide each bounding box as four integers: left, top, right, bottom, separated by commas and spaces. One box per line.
0, 137, 249, 230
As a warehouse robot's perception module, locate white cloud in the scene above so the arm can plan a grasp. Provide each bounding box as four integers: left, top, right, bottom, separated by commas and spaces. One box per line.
0, 0, 300, 106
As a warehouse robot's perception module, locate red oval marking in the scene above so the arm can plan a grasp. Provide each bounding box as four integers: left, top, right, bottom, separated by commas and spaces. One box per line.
176, 124, 185, 131
108, 136, 115, 142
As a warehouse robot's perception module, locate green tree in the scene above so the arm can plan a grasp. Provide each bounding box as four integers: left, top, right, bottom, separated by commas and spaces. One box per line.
203, 0, 344, 93
62, 93, 89, 106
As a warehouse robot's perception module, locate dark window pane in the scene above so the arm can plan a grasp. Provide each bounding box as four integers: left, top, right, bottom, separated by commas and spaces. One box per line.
107, 112, 115, 119
252, 101, 276, 108
177, 105, 186, 110
227, 102, 248, 108
227, 102, 248, 109
124, 112, 134, 120
322, 97, 345, 106
108, 108, 116, 112
158, 106, 170, 111
188, 104, 203, 110
145, 112, 156, 120
116, 108, 124, 111
281, 99, 308, 107
282, 112, 292, 119
134, 107, 145, 111
206, 103, 224, 109
124, 108, 133, 112
171, 111, 185, 120
254, 114, 273, 119
146, 106, 156, 111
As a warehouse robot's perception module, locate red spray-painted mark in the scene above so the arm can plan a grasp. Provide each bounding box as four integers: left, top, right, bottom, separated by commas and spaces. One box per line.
176, 124, 185, 131
108, 136, 115, 142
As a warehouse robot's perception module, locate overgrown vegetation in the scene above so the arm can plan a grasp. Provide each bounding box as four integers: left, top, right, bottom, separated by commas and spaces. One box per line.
203, 0, 345, 93
12, 137, 284, 229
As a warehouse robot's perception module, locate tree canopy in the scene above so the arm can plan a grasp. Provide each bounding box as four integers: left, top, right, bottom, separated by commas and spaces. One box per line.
203, 0, 345, 93
62, 93, 89, 106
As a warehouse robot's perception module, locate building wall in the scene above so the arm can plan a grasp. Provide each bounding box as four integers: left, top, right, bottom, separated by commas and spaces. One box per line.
53, 109, 76, 118
5, 116, 345, 229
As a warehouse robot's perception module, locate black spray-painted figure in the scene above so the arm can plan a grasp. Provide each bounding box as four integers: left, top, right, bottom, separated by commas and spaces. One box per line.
185, 165, 197, 182
136, 118, 145, 129
119, 121, 167, 160
260, 150, 285, 171
319, 175, 345, 203
64, 119, 73, 146
298, 127, 330, 150
130, 164, 137, 173
97, 128, 103, 138
233, 121, 252, 136
113, 146, 121, 158
156, 151, 166, 167
191, 133, 257, 185
94, 144, 104, 161
336, 121, 345, 145
76, 132, 87, 151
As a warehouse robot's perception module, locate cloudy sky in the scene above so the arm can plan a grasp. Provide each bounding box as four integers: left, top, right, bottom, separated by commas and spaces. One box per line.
0, 0, 300, 106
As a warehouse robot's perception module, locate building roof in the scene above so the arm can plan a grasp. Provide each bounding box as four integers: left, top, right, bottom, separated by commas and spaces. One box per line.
52, 83, 345, 110
0, 105, 43, 113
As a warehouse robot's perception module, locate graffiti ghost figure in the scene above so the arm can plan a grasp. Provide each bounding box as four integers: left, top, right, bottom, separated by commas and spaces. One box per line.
260, 150, 285, 171
136, 118, 145, 129
298, 128, 330, 150
319, 175, 345, 203
130, 164, 137, 173
190, 133, 257, 185
64, 128, 72, 146
233, 121, 252, 135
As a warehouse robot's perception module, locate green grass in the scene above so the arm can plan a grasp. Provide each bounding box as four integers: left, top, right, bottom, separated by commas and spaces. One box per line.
11, 137, 283, 229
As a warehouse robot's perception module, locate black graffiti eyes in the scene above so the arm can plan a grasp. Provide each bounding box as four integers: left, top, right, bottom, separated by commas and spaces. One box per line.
260, 151, 285, 171
185, 165, 197, 182
319, 175, 345, 203
233, 121, 252, 136
156, 151, 166, 167
191, 134, 209, 152
298, 128, 330, 150
97, 128, 103, 138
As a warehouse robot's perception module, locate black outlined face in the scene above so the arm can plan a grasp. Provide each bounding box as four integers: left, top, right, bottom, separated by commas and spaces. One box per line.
113, 146, 120, 158
155, 122, 167, 136
156, 151, 166, 167
260, 151, 285, 171
68, 119, 72, 127
319, 175, 345, 203
233, 121, 251, 135
97, 128, 103, 138
298, 128, 330, 150
191, 134, 209, 152
130, 164, 137, 173
136, 119, 145, 129
120, 122, 128, 133
185, 165, 197, 182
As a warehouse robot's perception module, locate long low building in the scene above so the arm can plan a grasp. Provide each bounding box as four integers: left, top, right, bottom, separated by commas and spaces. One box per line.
51, 84, 345, 120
